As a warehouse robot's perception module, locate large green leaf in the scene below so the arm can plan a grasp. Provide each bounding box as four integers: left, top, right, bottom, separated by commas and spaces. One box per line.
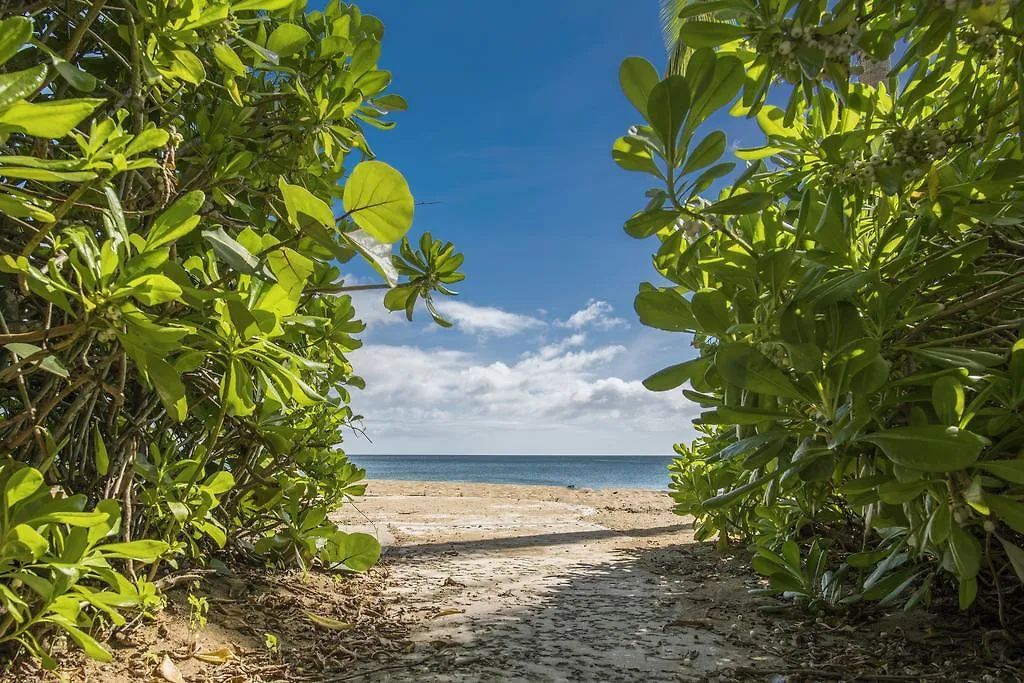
704, 192, 773, 215
860, 426, 988, 472
634, 289, 697, 331
328, 531, 381, 571
0, 16, 31, 67
0, 99, 104, 138
619, 56, 659, 118
677, 21, 748, 49
715, 342, 805, 400
279, 178, 334, 229
986, 495, 1024, 536
646, 75, 690, 153
643, 356, 708, 392
145, 191, 205, 250
342, 160, 414, 244
4, 466, 43, 506
682, 130, 726, 175
266, 23, 310, 56
0, 65, 47, 111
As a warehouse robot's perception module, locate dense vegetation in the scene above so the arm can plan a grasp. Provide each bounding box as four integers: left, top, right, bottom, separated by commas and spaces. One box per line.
0, 0, 461, 667
618, 0, 1024, 623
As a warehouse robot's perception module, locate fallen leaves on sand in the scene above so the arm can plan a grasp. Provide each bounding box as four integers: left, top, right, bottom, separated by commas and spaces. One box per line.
429, 608, 464, 619
193, 647, 234, 664
303, 609, 355, 630
157, 655, 185, 683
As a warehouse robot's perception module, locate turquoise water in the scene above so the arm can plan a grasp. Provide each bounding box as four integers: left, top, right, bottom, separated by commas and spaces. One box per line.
350, 454, 675, 490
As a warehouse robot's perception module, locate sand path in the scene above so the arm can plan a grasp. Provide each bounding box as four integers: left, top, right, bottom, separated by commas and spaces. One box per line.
334, 480, 767, 682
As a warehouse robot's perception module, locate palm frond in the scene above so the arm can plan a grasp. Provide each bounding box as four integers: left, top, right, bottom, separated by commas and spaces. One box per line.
658, 0, 719, 75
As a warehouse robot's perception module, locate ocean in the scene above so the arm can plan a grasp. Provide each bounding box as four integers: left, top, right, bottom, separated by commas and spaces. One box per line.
349, 454, 676, 490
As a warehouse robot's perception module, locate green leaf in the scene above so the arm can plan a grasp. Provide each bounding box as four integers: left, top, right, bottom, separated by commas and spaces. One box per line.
279, 178, 334, 229
643, 356, 707, 392
682, 130, 726, 175
634, 289, 696, 331
232, 0, 294, 10
145, 191, 205, 250
860, 426, 988, 472
624, 209, 678, 239
646, 75, 690, 152
997, 537, 1024, 583
704, 192, 773, 215
612, 136, 662, 175
97, 539, 169, 563
203, 227, 265, 277
145, 355, 187, 422
328, 531, 381, 571
986, 495, 1024, 535
975, 459, 1024, 484
912, 347, 1006, 373
5, 466, 43, 506
948, 524, 981, 580
118, 274, 183, 306
0, 16, 31, 67
0, 65, 47, 111
212, 42, 246, 76
4, 342, 69, 378
931, 376, 964, 425
202, 470, 235, 496
7, 524, 47, 559
0, 99, 104, 138
52, 58, 97, 92
715, 342, 805, 400
678, 21, 748, 49
342, 161, 414, 244
60, 623, 113, 662
691, 289, 730, 337
619, 57, 659, 118
92, 425, 109, 476
266, 23, 310, 57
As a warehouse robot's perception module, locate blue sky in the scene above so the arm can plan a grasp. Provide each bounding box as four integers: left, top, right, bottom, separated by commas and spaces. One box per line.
340, 2, 742, 455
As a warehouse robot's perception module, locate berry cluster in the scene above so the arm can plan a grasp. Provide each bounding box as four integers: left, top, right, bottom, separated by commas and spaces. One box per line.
746, 16, 863, 84
832, 122, 967, 190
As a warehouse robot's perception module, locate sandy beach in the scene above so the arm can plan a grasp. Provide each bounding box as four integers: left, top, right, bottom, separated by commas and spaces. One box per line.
65, 479, 1010, 683
331, 480, 767, 681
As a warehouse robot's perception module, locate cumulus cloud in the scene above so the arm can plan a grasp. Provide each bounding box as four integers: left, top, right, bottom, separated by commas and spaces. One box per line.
558, 299, 628, 330
346, 333, 697, 454
434, 300, 544, 336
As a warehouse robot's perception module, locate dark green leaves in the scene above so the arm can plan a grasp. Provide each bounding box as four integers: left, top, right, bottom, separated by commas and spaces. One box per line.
145, 191, 205, 250
704, 192, 773, 215
619, 57, 659, 118
683, 131, 726, 174
677, 21, 747, 49
715, 343, 806, 400
860, 427, 988, 472
0, 16, 31, 67
634, 288, 696, 331
646, 75, 690, 153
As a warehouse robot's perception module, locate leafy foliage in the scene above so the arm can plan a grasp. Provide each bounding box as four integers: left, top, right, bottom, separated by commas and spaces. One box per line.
618, 0, 1024, 620
0, 0, 461, 665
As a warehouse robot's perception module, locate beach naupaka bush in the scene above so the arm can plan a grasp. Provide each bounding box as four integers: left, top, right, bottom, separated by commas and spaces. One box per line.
618, 0, 1024, 622
0, 0, 462, 666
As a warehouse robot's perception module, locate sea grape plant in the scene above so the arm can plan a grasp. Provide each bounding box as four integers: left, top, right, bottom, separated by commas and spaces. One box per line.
0, 0, 462, 665
618, 0, 1024, 621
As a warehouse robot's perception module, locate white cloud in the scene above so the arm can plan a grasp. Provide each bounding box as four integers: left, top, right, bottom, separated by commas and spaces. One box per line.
558, 299, 628, 331
434, 300, 544, 337
345, 333, 697, 455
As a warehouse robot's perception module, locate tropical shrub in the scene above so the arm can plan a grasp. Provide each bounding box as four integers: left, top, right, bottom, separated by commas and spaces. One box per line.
617, 0, 1024, 622
0, 0, 461, 665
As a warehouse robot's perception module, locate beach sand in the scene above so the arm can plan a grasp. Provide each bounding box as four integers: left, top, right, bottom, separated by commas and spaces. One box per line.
331, 480, 769, 681
66, 479, 995, 683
